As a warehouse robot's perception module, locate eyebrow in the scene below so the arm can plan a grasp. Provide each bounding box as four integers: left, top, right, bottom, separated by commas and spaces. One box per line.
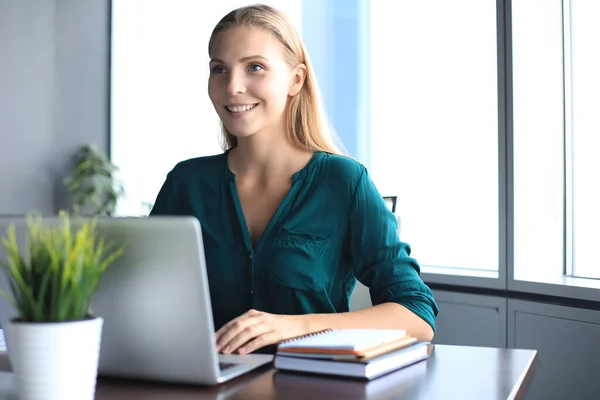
209, 55, 269, 64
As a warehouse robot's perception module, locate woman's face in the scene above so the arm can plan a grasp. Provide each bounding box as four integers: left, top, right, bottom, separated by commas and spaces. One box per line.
208, 26, 304, 141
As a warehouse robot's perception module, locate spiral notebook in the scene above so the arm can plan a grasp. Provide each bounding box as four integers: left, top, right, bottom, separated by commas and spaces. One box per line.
277, 329, 410, 357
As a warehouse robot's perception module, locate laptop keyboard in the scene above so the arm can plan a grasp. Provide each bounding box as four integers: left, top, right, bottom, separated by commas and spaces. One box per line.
219, 362, 236, 371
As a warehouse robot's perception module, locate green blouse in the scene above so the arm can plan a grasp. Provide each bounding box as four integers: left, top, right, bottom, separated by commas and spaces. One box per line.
149, 151, 438, 332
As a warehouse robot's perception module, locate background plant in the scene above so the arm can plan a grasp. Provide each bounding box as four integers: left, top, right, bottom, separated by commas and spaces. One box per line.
0, 211, 125, 323
63, 144, 124, 216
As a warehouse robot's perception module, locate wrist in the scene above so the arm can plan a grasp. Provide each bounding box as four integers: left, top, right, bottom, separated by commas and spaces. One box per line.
296, 313, 329, 334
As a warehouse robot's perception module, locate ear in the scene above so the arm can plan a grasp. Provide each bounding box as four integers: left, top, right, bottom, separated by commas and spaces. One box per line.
288, 63, 307, 96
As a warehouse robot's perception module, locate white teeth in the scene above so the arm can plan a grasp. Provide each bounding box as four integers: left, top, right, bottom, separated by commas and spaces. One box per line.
227, 104, 257, 113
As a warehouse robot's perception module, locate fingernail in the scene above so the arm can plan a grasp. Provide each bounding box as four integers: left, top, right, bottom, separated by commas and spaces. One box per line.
223, 345, 231, 354
238, 347, 246, 354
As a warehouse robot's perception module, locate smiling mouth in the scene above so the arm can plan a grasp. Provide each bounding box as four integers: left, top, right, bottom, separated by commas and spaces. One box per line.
226, 104, 258, 113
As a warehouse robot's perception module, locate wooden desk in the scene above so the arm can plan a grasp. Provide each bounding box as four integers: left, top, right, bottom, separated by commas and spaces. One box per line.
0, 344, 536, 400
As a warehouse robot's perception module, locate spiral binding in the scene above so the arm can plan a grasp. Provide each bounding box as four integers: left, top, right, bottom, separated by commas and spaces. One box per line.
278, 328, 334, 345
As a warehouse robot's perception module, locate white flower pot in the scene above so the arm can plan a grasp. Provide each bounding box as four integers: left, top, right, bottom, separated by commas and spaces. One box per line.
6, 317, 103, 400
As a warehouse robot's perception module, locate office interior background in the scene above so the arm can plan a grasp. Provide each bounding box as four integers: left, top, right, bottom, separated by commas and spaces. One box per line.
0, 1, 598, 398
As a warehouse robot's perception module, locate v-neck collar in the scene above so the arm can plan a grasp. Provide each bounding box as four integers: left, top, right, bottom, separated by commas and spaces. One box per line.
223, 150, 324, 253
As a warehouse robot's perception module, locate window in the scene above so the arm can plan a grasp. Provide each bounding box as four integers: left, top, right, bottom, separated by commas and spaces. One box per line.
568, 0, 600, 280
512, 0, 600, 282
370, 1, 499, 273
112, 0, 500, 276
512, 0, 564, 282
115, 1, 600, 288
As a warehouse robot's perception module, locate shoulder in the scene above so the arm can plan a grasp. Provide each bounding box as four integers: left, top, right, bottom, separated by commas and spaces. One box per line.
167, 152, 226, 180
317, 152, 367, 183
308, 152, 371, 202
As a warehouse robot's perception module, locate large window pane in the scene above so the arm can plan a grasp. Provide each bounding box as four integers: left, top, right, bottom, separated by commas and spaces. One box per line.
370, 1, 499, 271
512, 0, 564, 280
570, 0, 600, 279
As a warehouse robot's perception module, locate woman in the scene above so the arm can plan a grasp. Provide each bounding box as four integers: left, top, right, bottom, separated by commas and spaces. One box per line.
150, 4, 438, 355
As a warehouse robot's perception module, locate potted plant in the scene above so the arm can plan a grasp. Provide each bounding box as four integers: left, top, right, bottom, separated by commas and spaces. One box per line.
63, 144, 124, 216
0, 211, 125, 400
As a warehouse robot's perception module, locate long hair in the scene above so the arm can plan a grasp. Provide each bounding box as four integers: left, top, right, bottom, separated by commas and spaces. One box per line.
208, 4, 343, 154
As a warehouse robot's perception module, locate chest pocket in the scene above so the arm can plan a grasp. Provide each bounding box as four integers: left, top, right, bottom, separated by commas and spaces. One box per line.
267, 228, 332, 293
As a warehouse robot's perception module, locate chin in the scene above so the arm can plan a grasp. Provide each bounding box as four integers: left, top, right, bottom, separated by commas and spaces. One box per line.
224, 123, 262, 139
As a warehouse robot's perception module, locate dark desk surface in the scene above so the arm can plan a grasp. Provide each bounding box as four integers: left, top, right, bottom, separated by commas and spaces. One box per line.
0, 344, 536, 400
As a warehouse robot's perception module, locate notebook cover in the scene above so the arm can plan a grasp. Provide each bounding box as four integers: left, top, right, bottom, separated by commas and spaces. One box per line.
277, 329, 408, 356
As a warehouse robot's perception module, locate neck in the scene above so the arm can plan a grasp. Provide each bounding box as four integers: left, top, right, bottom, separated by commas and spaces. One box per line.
228, 131, 312, 181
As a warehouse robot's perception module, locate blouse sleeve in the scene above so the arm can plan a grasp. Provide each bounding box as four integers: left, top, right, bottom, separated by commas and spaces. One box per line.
149, 170, 180, 216
349, 168, 439, 331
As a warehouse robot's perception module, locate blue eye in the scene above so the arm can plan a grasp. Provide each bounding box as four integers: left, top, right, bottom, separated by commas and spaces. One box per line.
211, 66, 226, 74
249, 63, 264, 72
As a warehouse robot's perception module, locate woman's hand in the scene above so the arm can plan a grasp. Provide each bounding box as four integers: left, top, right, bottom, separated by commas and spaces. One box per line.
215, 309, 308, 354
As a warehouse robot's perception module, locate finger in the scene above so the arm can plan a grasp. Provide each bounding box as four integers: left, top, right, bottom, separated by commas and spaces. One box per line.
237, 331, 279, 355
215, 313, 249, 342
220, 320, 270, 354
217, 314, 263, 353
215, 309, 256, 341
215, 319, 239, 342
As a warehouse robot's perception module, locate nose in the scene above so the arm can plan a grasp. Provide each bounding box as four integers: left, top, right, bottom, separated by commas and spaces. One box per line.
226, 71, 246, 96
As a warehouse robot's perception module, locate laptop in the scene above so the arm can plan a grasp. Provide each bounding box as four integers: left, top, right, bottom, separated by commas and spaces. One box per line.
0, 215, 273, 385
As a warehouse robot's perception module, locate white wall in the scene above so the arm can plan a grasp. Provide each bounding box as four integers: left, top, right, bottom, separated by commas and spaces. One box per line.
0, 0, 110, 214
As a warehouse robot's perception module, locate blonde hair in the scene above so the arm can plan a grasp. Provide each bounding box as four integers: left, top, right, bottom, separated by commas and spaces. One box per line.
208, 4, 343, 154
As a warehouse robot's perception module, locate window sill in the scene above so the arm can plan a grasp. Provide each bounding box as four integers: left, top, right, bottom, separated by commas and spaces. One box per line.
513, 273, 600, 290
420, 267, 600, 303
510, 274, 600, 303
421, 266, 503, 290
421, 266, 499, 279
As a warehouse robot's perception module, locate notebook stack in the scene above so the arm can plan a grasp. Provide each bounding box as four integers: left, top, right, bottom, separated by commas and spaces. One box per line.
273, 329, 429, 380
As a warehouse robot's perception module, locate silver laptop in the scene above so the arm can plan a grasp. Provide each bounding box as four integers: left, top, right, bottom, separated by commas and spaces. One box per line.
0, 215, 272, 385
